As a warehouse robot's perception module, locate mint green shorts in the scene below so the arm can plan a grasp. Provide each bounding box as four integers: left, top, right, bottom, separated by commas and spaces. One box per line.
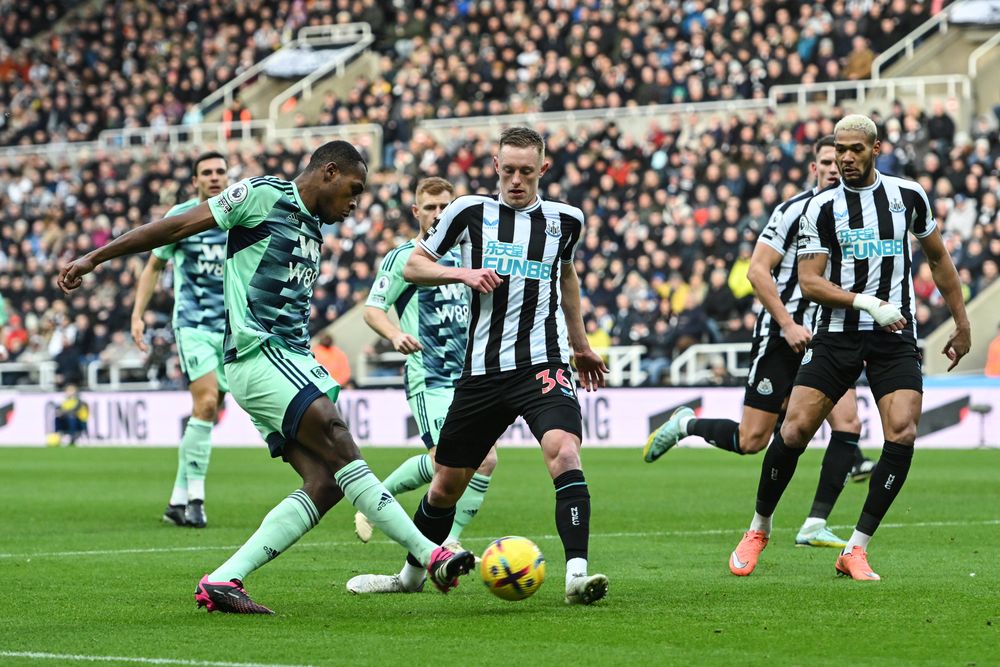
409, 386, 455, 449
176, 327, 228, 393
225, 341, 341, 458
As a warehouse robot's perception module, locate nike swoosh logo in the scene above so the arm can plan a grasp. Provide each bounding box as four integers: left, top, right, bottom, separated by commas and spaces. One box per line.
731, 551, 749, 570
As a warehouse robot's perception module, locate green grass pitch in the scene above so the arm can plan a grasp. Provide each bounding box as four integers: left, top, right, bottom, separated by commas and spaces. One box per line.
1, 446, 997, 667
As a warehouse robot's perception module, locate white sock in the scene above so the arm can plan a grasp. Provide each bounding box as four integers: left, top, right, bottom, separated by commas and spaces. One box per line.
843, 530, 871, 555
187, 479, 205, 502
679, 415, 694, 435
169, 486, 188, 506
749, 512, 772, 534
800, 517, 825, 533
565, 557, 588, 587
399, 562, 426, 591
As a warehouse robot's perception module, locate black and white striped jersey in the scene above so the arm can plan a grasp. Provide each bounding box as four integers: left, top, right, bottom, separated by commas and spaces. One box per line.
419, 194, 584, 377
753, 187, 819, 338
797, 170, 936, 341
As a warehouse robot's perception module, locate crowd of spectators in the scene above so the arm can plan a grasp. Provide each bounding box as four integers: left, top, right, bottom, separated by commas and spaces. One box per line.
2, 0, 945, 147
2, 99, 998, 387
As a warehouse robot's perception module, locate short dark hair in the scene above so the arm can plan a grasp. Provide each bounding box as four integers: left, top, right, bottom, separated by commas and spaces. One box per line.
498, 126, 545, 158
192, 151, 226, 174
813, 134, 835, 156
306, 140, 367, 173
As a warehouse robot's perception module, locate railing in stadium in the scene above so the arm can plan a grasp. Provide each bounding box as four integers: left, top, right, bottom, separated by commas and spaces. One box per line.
872, 0, 969, 79
768, 75, 972, 110
197, 23, 374, 117
968, 29, 1000, 78
669, 343, 754, 387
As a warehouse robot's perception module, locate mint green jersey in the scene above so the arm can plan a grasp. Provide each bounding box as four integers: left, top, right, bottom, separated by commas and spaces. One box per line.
366, 240, 469, 397
152, 197, 227, 331
207, 177, 323, 362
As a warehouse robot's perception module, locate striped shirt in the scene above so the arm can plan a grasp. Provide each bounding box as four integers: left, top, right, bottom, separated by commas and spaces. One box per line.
797, 170, 935, 341
419, 194, 584, 377
753, 187, 819, 338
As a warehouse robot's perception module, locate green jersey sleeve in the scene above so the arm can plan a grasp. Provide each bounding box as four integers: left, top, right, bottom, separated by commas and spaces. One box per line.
366, 243, 414, 312
208, 180, 282, 230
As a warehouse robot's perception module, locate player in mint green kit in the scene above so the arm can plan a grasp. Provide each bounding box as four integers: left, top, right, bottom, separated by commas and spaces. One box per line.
132, 152, 229, 529
58, 141, 476, 614
352, 178, 498, 581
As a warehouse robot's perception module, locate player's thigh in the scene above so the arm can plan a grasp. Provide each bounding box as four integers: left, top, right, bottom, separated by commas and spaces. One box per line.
436, 374, 516, 470
865, 332, 923, 404
225, 341, 342, 461
738, 406, 781, 453
875, 390, 922, 445
744, 335, 799, 413
509, 364, 583, 468
781, 384, 836, 447
826, 387, 861, 432
176, 327, 225, 386
409, 386, 454, 450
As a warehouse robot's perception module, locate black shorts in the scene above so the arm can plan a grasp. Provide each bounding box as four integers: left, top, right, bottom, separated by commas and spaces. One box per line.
435, 363, 583, 469
744, 335, 802, 413
795, 331, 923, 404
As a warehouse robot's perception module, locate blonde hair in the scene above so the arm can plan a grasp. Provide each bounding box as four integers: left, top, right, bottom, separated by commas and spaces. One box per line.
415, 177, 454, 198
834, 114, 878, 143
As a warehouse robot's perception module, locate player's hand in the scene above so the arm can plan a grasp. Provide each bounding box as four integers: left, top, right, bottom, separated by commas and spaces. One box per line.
131, 318, 148, 353
941, 325, 971, 372
780, 322, 813, 353
391, 332, 423, 355
461, 268, 503, 294
573, 348, 608, 392
58, 256, 97, 294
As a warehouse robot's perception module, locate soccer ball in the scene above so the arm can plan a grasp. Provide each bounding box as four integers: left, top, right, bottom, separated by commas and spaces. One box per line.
480, 536, 546, 601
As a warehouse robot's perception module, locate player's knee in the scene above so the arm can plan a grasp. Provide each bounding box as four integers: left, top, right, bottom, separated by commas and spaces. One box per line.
546, 437, 581, 476
884, 419, 917, 446
326, 419, 361, 468
477, 447, 498, 476
301, 474, 340, 515
830, 413, 862, 433
192, 398, 218, 422
779, 420, 811, 449
428, 471, 466, 506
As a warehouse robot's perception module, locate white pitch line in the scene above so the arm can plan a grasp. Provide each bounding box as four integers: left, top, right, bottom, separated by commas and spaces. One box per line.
1, 519, 997, 561
0, 651, 312, 667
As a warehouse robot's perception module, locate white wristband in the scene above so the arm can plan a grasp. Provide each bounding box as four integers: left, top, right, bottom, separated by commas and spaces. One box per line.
852, 294, 880, 314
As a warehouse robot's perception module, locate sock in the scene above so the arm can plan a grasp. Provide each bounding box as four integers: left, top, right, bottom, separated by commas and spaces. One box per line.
208, 489, 317, 582
382, 453, 434, 495
187, 479, 205, 502
554, 470, 591, 562
843, 529, 872, 554
688, 418, 742, 453
399, 561, 427, 591
749, 512, 772, 534
855, 440, 914, 536
170, 436, 188, 506
565, 556, 588, 588
405, 495, 456, 567
447, 473, 491, 543
182, 417, 213, 501
800, 517, 826, 532
335, 459, 436, 565
754, 431, 806, 518
807, 430, 860, 520
679, 414, 695, 434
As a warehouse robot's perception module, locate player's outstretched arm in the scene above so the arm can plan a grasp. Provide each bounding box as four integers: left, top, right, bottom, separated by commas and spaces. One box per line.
403, 245, 501, 293
918, 228, 971, 370
748, 243, 811, 353
363, 306, 422, 355
560, 262, 607, 392
798, 252, 906, 332
130, 255, 168, 353
59, 202, 217, 294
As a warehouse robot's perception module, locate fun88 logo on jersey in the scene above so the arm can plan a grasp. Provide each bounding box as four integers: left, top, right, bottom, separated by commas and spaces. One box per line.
482, 240, 552, 280
839, 228, 904, 260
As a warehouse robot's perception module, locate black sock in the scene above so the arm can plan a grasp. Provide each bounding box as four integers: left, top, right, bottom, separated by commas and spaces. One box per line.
553, 470, 590, 561
857, 441, 914, 535
755, 430, 806, 517
688, 418, 742, 454
808, 431, 860, 520
405, 495, 456, 567
854, 442, 866, 466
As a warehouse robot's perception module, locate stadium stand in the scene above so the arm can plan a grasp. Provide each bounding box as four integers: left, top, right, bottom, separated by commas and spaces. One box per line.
1, 0, 998, 388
